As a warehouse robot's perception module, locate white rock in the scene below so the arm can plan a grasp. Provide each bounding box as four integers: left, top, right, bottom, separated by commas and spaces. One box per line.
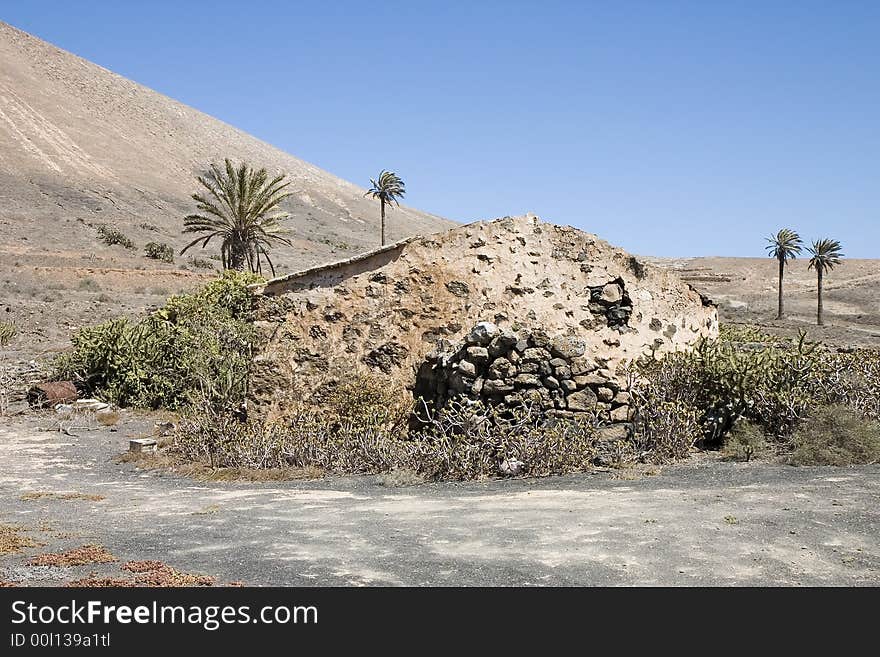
466, 321, 499, 346
499, 458, 524, 476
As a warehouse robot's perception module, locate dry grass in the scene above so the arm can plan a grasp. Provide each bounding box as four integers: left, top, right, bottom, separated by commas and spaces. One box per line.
610, 463, 663, 480
0, 523, 44, 555
191, 504, 221, 516
377, 468, 428, 487
117, 449, 323, 481
28, 544, 118, 567
20, 491, 106, 502
67, 561, 215, 587
96, 409, 120, 426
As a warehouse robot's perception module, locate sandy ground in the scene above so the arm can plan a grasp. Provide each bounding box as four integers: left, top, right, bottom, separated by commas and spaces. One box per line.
0, 413, 877, 587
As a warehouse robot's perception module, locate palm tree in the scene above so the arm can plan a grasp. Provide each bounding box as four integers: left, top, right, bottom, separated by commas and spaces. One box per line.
364, 170, 405, 246
181, 159, 292, 276
765, 228, 803, 320
807, 238, 844, 326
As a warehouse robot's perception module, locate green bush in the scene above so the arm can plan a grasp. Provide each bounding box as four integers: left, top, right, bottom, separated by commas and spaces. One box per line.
55, 270, 262, 409
790, 405, 880, 466
95, 224, 135, 250
144, 242, 174, 263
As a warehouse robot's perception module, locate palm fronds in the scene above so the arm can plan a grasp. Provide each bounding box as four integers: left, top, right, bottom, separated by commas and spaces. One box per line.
765, 228, 803, 262
807, 238, 844, 273
181, 159, 292, 275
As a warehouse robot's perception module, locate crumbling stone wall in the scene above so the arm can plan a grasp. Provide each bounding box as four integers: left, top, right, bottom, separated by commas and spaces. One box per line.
250, 215, 717, 414
413, 322, 631, 426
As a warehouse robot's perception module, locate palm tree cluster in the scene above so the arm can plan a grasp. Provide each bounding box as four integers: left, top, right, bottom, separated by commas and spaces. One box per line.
181, 159, 293, 276
182, 163, 408, 275
766, 229, 844, 326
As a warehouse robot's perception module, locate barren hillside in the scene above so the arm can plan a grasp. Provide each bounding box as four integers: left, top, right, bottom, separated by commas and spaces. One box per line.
653, 256, 880, 348
0, 21, 453, 357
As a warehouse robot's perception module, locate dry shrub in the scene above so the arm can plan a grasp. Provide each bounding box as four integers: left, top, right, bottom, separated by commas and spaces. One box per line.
28, 544, 118, 567
176, 395, 603, 481
721, 420, 769, 462
0, 321, 15, 416
629, 397, 702, 462
378, 468, 427, 487
117, 447, 322, 482
789, 405, 880, 466
0, 523, 43, 555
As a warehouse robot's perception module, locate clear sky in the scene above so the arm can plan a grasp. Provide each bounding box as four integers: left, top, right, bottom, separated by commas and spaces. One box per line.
3, 1, 878, 257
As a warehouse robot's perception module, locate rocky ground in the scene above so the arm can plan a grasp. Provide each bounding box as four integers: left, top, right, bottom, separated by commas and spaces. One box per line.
0, 411, 877, 587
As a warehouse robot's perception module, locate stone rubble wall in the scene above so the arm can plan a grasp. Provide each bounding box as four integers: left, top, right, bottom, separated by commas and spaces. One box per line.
413, 322, 630, 426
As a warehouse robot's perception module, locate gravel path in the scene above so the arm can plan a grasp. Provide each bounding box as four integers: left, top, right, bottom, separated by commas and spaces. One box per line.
1, 414, 878, 586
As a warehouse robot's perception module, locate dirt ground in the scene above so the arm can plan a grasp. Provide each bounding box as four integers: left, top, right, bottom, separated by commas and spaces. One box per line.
0, 412, 877, 587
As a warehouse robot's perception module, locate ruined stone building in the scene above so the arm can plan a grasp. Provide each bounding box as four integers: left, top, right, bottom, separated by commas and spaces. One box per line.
250, 215, 717, 424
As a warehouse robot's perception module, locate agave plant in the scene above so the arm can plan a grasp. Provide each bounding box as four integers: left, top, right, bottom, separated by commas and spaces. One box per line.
807, 238, 844, 326
364, 170, 405, 246
765, 228, 803, 320
181, 159, 292, 276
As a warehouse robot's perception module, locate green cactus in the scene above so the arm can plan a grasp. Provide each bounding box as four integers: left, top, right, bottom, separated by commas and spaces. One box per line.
54, 271, 260, 409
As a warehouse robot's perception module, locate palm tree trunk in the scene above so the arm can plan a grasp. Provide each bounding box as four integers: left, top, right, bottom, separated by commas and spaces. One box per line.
229, 244, 246, 271
817, 268, 824, 326
776, 258, 784, 320
380, 199, 386, 247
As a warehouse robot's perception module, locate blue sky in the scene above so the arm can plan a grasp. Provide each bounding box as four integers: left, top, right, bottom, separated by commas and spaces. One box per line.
3, 1, 878, 256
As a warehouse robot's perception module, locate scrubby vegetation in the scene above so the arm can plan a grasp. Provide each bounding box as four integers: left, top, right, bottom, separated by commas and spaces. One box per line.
628, 327, 880, 462
789, 405, 880, 466
55, 271, 260, 409
95, 223, 135, 250
144, 241, 174, 263
175, 379, 604, 480
721, 420, 768, 462
0, 322, 15, 416
168, 324, 879, 479
186, 256, 216, 269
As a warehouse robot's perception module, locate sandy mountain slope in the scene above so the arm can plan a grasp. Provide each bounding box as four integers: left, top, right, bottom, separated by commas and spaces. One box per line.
0, 21, 453, 358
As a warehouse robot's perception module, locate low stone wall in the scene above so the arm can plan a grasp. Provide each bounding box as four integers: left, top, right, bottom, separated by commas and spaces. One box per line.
412, 322, 631, 426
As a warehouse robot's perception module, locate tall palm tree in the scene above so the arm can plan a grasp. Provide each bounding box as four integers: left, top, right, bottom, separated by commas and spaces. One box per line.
807, 238, 843, 326
765, 228, 803, 320
181, 159, 292, 276
364, 170, 405, 246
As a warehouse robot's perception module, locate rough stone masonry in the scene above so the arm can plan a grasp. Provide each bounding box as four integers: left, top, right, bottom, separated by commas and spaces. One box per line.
412, 321, 633, 426
250, 215, 718, 419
